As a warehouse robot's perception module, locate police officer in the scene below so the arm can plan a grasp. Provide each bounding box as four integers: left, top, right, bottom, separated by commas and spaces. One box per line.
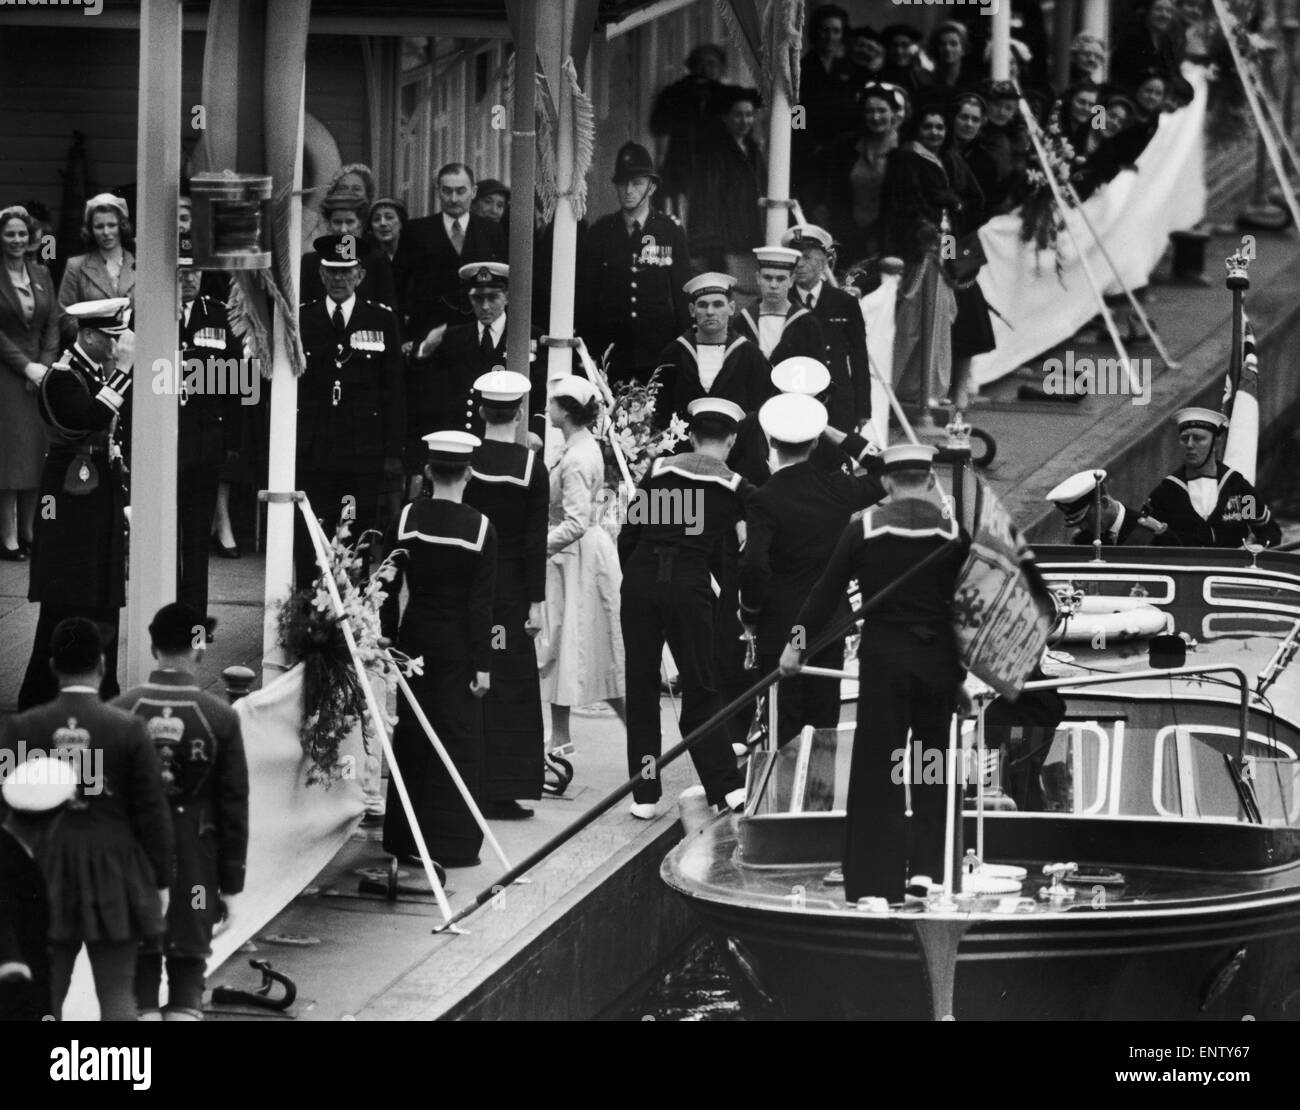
1045, 469, 1147, 546
296, 234, 405, 585
741, 393, 886, 746
780, 444, 969, 905
619, 397, 750, 820
112, 602, 249, 1021
1141, 407, 1282, 548
463, 370, 548, 820
782, 223, 872, 432
18, 297, 133, 710
733, 246, 825, 366
177, 237, 243, 635
577, 142, 691, 387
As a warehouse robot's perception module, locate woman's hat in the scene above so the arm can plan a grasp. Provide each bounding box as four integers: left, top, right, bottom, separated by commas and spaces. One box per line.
859, 82, 906, 112
370, 196, 409, 224
552, 374, 599, 406
84, 192, 129, 223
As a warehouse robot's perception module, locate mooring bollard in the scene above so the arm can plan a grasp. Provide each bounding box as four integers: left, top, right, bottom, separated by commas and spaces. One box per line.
222, 665, 257, 703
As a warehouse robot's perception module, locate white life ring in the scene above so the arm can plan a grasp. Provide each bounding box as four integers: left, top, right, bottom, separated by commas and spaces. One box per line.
1052, 596, 1171, 643
300, 112, 343, 252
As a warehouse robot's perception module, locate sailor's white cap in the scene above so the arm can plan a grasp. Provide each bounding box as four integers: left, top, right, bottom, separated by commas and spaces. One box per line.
759, 393, 828, 444
1, 755, 77, 813
1046, 469, 1107, 517
752, 245, 801, 270
683, 272, 736, 300
551, 374, 599, 406
881, 443, 937, 473
1174, 406, 1228, 433
780, 224, 833, 252
473, 369, 531, 406
65, 297, 132, 334
687, 396, 746, 430
771, 356, 831, 396
421, 430, 481, 462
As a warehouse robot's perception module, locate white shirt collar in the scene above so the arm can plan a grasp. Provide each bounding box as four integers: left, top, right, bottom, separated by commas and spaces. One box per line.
1108, 502, 1127, 541
479, 312, 507, 346
60, 685, 99, 693
329, 293, 357, 327
444, 211, 466, 236
803, 279, 824, 308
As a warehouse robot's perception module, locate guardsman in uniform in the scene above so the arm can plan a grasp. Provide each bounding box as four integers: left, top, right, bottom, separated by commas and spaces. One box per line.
619, 398, 750, 820
18, 297, 133, 710
781, 445, 970, 905
381, 432, 497, 868
1, 618, 173, 1021
112, 602, 249, 1021
463, 371, 548, 820
1141, 407, 1282, 548
733, 246, 826, 368
176, 238, 243, 636
577, 142, 691, 387
407, 262, 545, 467
659, 272, 772, 426
782, 224, 872, 432
295, 234, 405, 585
1045, 469, 1147, 546
741, 393, 886, 746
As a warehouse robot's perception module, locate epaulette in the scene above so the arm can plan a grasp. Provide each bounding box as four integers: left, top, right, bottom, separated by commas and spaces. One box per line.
361, 298, 395, 315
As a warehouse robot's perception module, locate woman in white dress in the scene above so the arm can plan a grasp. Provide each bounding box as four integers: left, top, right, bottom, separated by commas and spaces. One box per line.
538, 376, 626, 760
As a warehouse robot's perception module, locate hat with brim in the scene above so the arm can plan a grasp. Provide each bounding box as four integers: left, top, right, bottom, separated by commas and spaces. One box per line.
460, 262, 509, 291
859, 82, 906, 112
684, 272, 736, 301
320, 192, 369, 217
781, 224, 833, 253
315, 234, 363, 268
2, 755, 77, 814
687, 397, 746, 433
474, 369, 531, 408
771, 356, 831, 397
759, 393, 828, 445
476, 179, 511, 201
1175, 407, 1227, 434
612, 142, 659, 184
713, 85, 763, 114
65, 297, 131, 334
753, 246, 800, 271
422, 430, 481, 463
370, 196, 409, 225
1046, 469, 1106, 518
881, 443, 937, 473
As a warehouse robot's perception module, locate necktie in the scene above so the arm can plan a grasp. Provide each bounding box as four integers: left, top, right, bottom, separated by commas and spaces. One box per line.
480, 325, 494, 357
450, 218, 464, 254
629, 220, 641, 246
332, 304, 346, 339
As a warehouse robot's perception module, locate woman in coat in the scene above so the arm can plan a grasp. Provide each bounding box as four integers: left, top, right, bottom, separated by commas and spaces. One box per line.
380, 431, 497, 869
0, 206, 59, 560
56, 193, 135, 345
538, 376, 626, 760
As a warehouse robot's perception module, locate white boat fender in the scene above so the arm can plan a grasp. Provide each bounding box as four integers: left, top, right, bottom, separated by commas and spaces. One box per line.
1053, 597, 1171, 643
677, 785, 712, 837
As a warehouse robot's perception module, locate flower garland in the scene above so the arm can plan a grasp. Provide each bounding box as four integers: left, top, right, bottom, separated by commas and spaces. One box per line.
1018, 108, 1079, 272
277, 518, 422, 785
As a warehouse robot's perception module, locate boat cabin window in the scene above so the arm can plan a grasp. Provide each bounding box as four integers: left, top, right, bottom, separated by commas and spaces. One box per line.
1204, 576, 1300, 614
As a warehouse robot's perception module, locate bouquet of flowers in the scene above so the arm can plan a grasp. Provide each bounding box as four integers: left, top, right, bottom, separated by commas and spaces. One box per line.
1018, 110, 1078, 262
277, 516, 422, 785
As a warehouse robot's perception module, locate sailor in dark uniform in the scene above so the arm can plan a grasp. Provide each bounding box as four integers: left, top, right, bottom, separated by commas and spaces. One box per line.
741, 393, 886, 746
295, 234, 405, 585
619, 398, 750, 820
112, 602, 249, 1021
781, 444, 970, 904
1045, 469, 1146, 546
1141, 407, 1282, 548
732, 246, 826, 368
659, 272, 772, 426
576, 141, 691, 387
380, 432, 497, 868
18, 297, 133, 710
177, 241, 244, 634
463, 371, 548, 820
781, 223, 872, 432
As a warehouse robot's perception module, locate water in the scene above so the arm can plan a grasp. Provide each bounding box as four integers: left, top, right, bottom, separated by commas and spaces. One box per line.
615, 937, 750, 1021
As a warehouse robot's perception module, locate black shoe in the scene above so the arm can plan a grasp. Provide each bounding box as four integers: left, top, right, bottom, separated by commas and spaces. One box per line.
0, 545, 26, 562
484, 800, 534, 820
203, 616, 217, 644
212, 535, 240, 559
438, 854, 481, 869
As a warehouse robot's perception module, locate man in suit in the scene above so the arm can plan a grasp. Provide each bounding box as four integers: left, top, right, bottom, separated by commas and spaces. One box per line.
1045, 469, 1148, 546
741, 393, 885, 746
403, 163, 507, 347
295, 235, 405, 585
782, 224, 871, 432
576, 142, 691, 386
176, 242, 244, 636
18, 298, 133, 710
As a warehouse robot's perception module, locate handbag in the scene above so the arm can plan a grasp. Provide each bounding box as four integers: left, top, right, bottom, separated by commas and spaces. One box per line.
947, 229, 987, 283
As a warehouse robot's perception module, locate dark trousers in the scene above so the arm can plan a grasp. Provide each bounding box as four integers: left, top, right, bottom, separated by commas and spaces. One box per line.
294, 467, 383, 587
844, 641, 962, 903
622, 563, 743, 807
18, 603, 121, 710
135, 949, 206, 1015
178, 461, 221, 619
49, 939, 138, 1021
760, 636, 845, 748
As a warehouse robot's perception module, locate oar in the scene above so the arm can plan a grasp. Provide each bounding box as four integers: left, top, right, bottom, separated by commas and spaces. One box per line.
433, 538, 963, 933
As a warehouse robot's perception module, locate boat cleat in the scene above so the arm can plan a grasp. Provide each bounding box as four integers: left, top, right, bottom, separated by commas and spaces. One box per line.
1039, 862, 1079, 904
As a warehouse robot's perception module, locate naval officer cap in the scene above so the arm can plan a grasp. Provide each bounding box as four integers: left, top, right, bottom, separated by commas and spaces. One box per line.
473, 368, 531, 408
683, 272, 736, 301
771, 356, 831, 396
781, 224, 834, 253
687, 397, 746, 433
422, 430, 481, 463
1045, 469, 1107, 517
314, 234, 363, 267
1175, 407, 1228, 434
759, 393, 828, 445
752, 246, 801, 271
65, 297, 132, 335
1, 755, 77, 815
880, 443, 937, 473
459, 261, 509, 291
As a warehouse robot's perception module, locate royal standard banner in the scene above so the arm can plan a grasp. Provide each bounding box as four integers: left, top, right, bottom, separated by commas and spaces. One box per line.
949, 470, 1056, 701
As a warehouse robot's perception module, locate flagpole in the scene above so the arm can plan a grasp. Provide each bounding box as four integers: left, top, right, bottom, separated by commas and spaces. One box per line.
1226, 250, 1249, 409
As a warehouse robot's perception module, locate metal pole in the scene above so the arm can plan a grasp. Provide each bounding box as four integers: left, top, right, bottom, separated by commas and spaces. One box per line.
505, 0, 538, 430
546, 1, 579, 390
990, 0, 1013, 81
765, 82, 794, 245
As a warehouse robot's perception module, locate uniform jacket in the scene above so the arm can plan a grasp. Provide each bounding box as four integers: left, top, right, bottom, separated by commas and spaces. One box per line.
298, 296, 405, 469
178, 295, 244, 470
728, 417, 878, 488
465, 439, 549, 604
791, 282, 871, 427
0, 824, 50, 1020
1070, 500, 1144, 546
402, 213, 506, 335
1144, 464, 1282, 549
733, 304, 825, 369
298, 250, 399, 329
659, 331, 773, 426
57, 250, 136, 344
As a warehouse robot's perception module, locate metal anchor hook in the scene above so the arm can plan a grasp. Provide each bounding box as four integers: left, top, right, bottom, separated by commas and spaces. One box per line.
210, 958, 298, 1011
